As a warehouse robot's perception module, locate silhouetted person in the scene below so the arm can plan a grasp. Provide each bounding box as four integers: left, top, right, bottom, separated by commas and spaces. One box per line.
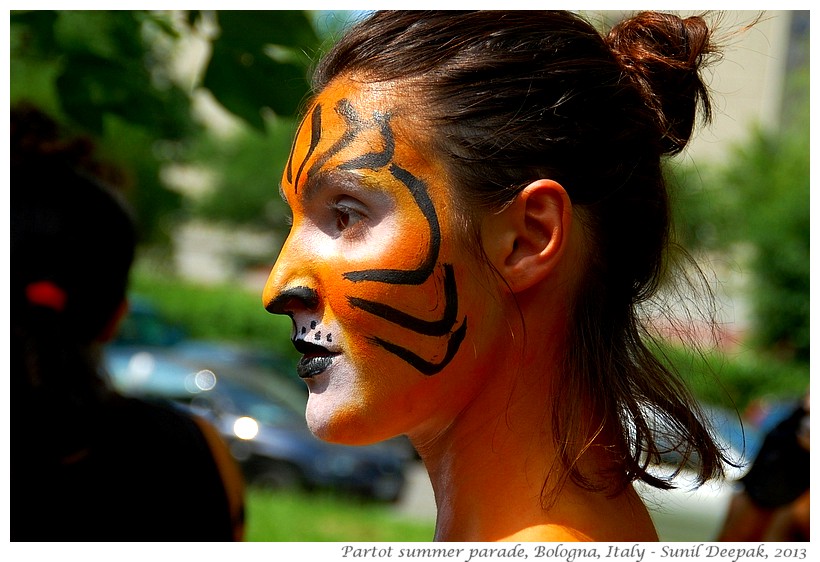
10, 106, 245, 541
718, 393, 810, 541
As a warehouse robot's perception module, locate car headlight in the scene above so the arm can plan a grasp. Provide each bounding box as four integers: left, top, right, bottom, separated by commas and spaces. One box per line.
233, 416, 260, 440
124, 351, 154, 385
185, 369, 217, 393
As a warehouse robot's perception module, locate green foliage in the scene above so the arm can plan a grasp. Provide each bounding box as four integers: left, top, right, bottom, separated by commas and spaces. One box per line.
11, 11, 187, 245
722, 130, 809, 362
188, 11, 353, 231
10, 10, 320, 245
657, 344, 808, 412
190, 117, 297, 231
203, 11, 321, 130
245, 487, 434, 541
11, 11, 193, 138
129, 268, 297, 360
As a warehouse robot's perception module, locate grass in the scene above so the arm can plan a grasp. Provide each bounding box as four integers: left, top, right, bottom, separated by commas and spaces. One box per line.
244, 487, 435, 542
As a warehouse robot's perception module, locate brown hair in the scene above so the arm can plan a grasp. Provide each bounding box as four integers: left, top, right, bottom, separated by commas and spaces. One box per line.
313, 11, 729, 497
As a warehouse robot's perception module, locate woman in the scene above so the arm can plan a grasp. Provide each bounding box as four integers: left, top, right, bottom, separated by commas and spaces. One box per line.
264, 11, 729, 541
11, 106, 245, 541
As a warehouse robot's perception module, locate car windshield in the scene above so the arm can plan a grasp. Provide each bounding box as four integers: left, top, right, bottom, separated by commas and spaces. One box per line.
114, 299, 186, 347
204, 377, 304, 427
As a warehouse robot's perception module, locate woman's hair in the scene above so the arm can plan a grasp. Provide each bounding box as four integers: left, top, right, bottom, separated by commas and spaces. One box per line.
312, 10, 731, 497
11, 105, 137, 437
11, 105, 137, 342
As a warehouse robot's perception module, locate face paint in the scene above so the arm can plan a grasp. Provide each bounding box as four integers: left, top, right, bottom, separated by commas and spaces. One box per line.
264, 76, 505, 444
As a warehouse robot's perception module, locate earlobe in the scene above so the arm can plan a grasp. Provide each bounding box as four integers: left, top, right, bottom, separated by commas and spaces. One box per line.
482, 179, 572, 293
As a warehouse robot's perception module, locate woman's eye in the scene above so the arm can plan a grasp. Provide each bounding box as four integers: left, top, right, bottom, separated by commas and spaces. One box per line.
334, 202, 364, 233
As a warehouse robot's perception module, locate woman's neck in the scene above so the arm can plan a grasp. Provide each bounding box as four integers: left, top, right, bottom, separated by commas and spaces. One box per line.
409, 309, 656, 542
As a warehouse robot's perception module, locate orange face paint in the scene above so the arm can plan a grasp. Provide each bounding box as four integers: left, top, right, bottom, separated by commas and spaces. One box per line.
264, 77, 506, 444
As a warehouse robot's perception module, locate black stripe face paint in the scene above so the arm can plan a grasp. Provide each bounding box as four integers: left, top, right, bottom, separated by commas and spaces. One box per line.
272, 82, 469, 378
261, 76, 519, 448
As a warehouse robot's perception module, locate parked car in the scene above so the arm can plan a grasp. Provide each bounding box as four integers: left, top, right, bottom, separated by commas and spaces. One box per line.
104, 299, 411, 502
635, 403, 764, 541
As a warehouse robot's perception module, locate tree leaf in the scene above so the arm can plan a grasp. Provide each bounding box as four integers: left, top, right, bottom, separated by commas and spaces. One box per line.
203, 40, 310, 129
215, 10, 320, 51
56, 53, 191, 138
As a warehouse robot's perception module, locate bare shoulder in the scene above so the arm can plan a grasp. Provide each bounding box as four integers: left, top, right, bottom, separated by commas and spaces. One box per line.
505, 487, 658, 542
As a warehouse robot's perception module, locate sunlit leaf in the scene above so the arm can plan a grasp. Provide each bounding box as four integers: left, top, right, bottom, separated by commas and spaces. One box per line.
202, 10, 319, 128
204, 41, 310, 130
215, 10, 320, 52
10, 10, 60, 56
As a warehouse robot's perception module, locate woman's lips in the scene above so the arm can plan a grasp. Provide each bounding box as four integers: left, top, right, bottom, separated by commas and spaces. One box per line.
292, 339, 339, 379
297, 355, 334, 379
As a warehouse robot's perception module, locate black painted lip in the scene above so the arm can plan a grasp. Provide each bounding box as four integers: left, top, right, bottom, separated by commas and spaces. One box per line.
296, 355, 335, 379
292, 338, 339, 379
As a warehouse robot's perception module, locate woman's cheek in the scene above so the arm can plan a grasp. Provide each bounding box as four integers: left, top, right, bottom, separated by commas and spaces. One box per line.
323, 212, 429, 269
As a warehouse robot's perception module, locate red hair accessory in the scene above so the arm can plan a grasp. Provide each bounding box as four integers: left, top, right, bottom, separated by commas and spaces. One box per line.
25, 281, 67, 312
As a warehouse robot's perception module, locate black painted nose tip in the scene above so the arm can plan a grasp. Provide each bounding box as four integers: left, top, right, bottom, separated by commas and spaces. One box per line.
265, 286, 320, 315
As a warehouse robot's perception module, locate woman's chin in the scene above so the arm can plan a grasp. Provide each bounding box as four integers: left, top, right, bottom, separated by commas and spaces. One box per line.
305, 397, 360, 444
305, 398, 396, 446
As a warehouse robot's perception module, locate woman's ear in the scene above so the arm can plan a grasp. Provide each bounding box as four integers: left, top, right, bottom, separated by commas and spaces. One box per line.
481, 179, 572, 293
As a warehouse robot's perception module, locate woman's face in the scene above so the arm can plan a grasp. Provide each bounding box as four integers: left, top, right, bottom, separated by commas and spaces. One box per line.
263, 76, 509, 445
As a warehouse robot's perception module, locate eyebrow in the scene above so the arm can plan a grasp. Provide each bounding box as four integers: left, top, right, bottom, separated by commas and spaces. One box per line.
280, 170, 359, 209
301, 170, 336, 203
300, 169, 385, 204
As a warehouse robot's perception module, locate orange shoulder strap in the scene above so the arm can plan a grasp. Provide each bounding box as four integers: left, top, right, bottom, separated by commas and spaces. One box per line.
192, 416, 246, 541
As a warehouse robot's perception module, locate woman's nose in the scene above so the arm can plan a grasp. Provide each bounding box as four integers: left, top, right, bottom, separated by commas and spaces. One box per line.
262, 241, 320, 316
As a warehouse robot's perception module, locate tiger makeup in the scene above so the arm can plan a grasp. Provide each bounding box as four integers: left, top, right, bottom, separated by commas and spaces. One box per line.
263, 76, 506, 444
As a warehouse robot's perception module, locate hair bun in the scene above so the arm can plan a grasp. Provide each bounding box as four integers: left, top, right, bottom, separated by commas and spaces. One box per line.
606, 11, 718, 155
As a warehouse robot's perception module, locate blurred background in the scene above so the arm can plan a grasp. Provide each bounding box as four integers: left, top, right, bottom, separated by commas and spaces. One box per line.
9, 10, 809, 541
